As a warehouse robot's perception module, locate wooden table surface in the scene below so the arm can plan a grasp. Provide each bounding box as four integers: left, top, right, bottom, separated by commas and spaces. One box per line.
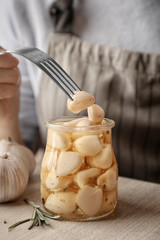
0, 152, 160, 240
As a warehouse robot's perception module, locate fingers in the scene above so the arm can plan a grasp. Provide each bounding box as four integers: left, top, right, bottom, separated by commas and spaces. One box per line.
0, 67, 20, 84
0, 83, 19, 100
0, 46, 20, 100
0, 46, 19, 68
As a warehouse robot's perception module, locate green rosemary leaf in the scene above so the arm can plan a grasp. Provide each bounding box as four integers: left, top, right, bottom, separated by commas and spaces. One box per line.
24, 198, 40, 209
37, 209, 46, 221
42, 212, 60, 220
8, 218, 30, 230
30, 201, 40, 209
37, 215, 42, 226
28, 214, 38, 230
39, 208, 54, 216
43, 218, 50, 226
31, 208, 36, 220
39, 208, 60, 219
36, 209, 50, 225
28, 219, 34, 230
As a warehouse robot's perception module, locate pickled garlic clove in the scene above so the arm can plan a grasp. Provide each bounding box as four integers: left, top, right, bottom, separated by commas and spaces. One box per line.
99, 189, 117, 214
45, 170, 72, 191
55, 133, 71, 150
41, 168, 49, 183
76, 119, 93, 126
97, 164, 118, 191
57, 151, 84, 176
47, 129, 71, 151
112, 154, 118, 179
41, 150, 51, 169
63, 117, 88, 126
87, 104, 105, 123
71, 132, 95, 141
87, 144, 113, 169
41, 148, 58, 170
77, 186, 103, 217
71, 132, 101, 142
67, 91, 95, 114
45, 192, 77, 214
74, 135, 102, 156
75, 168, 101, 188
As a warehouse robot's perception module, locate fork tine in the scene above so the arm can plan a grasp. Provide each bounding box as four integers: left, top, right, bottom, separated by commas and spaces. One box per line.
48, 58, 81, 91
0, 47, 81, 100
41, 61, 75, 97
44, 60, 76, 94
39, 62, 73, 100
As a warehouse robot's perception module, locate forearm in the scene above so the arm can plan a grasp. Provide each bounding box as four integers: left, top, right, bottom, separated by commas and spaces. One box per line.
0, 118, 23, 144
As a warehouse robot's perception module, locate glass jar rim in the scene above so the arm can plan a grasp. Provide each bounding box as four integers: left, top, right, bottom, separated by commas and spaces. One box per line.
45, 116, 115, 132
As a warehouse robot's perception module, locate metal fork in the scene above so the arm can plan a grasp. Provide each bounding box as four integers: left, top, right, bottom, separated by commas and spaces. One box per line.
0, 47, 81, 100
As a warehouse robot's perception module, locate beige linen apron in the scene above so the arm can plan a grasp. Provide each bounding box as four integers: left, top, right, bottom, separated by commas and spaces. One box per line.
36, 2, 160, 183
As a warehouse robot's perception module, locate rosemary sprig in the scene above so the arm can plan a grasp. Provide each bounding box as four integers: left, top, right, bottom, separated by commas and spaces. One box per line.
8, 198, 60, 231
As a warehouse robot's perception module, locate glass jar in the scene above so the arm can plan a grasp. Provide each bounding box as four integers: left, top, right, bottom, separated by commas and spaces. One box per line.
40, 116, 118, 221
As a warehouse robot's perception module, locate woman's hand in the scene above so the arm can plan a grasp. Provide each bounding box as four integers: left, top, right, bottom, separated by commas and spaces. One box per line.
0, 46, 22, 142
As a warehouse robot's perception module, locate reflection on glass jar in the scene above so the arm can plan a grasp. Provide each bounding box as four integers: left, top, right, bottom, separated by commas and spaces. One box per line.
40, 117, 118, 221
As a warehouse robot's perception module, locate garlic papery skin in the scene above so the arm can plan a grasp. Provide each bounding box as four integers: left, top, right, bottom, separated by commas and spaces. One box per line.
0, 139, 35, 174
0, 139, 36, 203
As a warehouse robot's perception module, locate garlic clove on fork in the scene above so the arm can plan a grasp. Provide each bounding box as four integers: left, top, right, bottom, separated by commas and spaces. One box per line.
67, 91, 95, 114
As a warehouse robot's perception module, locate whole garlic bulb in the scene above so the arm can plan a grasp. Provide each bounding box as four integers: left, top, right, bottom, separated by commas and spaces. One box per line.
0, 138, 35, 203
